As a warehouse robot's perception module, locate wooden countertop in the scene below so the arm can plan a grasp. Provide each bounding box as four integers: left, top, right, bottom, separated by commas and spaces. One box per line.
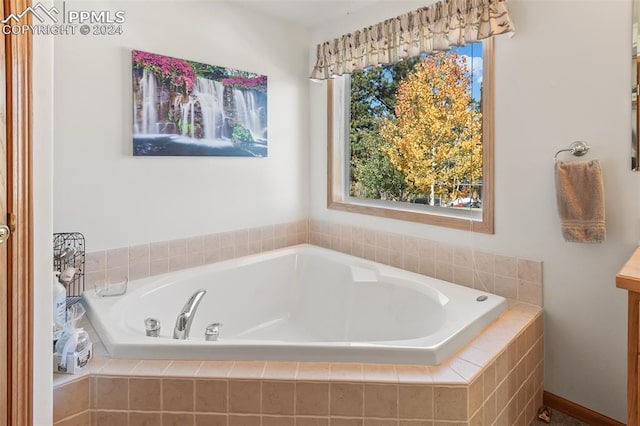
616, 246, 640, 292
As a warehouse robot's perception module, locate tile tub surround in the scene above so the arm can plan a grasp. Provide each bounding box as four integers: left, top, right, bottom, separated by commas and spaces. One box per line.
83, 219, 543, 308
53, 304, 543, 426
84, 221, 310, 288
309, 220, 543, 307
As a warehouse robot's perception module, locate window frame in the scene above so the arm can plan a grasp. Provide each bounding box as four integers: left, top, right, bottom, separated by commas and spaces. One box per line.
326, 38, 494, 234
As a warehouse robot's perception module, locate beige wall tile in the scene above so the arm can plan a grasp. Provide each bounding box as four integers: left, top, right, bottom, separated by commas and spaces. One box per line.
396, 365, 432, 383
518, 280, 542, 306
375, 231, 390, 249
169, 255, 188, 272
218, 232, 235, 248
494, 255, 517, 278
399, 421, 433, 426
448, 358, 481, 382
228, 380, 261, 413
150, 241, 169, 260
364, 419, 396, 426
163, 413, 195, 426
468, 376, 483, 416
399, 385, 433, 419
195, 413, 226, 426
419, 258, 436, 277
454, 246, 472, 267
188, 236, 204, 255
262, 362, 297, 380
188, 252, 205, 268
435, 262, 453, 282
330, 363, 363, 382
164, 360, 203, 377
129, 261, 150, 281
482, 363, 497, 398
418, 239, 435, 259
296, 382, 329, 416
262, 381, 295, 415
262, 415, 294, 426
331, 419, 363, 426
130, 412, 162, 426
94, 410, 128, 426
330, 383, 364, 417
403, 255, 420, 274
106, 266, 128, 285
229, 361, 266, 379
169, 239, 188, 257
494, 276, 517, 299
473, 250, 494, 274
296, 417, 329, 426
228, 414, 260, 426
454, 267, 474, 288
433, 386, 468, 421
129, 244, 150, 263
517, 259, 542, 283
98, 359, 140, 375
362, 364, 398, 383
195, 379, 227, 413
435, 243, 453, 264
364, 384, 397, 418
95, 377, 128, 410
107, 248, 129, 269
163, 378, 194, 411
85, 270, 105, 290
129, 378, 161, 411
197, 361, 234, 378
132, 360, 171, 376
53, 377, 91, 423
85, 251, 106, 273
483, 391, 497, 425
54, 410, 91, 426
473, 271, 494, 293
296, 363, 330, 381
403, 236, 419, 254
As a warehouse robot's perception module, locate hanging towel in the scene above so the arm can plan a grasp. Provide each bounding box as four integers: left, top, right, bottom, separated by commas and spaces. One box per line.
554, 160, 605, 243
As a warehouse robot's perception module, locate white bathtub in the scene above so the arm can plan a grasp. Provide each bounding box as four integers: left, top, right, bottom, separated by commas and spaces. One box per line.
83, 244, 507, 365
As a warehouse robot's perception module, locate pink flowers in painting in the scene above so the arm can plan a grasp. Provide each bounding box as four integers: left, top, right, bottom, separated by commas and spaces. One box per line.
221, 75, 267, 92
132, 50, 197, 92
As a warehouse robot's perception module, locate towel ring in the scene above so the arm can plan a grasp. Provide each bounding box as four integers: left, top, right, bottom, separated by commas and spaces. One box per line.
554, 141, 590, 160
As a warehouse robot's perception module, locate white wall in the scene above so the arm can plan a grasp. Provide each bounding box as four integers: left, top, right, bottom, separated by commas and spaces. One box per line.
33, 32, 54, 426
309, 0, 635, 422
53, 1, 310, 251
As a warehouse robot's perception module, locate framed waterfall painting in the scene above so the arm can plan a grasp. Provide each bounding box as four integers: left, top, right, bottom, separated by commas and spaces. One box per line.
132, 50, 268, 157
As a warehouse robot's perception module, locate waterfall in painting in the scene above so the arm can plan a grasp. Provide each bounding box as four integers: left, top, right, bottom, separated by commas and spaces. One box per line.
132, 49, 268, 157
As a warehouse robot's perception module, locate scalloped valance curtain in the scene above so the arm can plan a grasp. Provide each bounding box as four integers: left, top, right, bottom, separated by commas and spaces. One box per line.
310, 0, 514, 80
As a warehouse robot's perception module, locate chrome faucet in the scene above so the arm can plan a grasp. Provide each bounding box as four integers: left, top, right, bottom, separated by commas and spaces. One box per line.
173, 289, 207, 340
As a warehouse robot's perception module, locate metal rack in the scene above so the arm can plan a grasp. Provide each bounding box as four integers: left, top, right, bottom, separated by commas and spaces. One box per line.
53, 232, 85, 307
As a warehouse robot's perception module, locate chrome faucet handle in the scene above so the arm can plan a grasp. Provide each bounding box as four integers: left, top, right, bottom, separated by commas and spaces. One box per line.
145, 318, 161, 337
205, 323, 222, 341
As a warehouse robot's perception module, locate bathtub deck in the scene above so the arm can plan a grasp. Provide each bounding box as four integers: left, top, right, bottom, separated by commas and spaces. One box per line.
53, 302, 543, 425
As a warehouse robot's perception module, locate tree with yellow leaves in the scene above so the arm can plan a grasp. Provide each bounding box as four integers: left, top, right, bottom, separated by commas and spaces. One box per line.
381, 52, 482, 205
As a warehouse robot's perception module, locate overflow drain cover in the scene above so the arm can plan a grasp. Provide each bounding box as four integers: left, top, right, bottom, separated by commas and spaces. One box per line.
476, 295, 488, 302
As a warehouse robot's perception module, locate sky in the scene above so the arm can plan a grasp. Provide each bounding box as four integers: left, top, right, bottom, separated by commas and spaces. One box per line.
452, 42, 484, 102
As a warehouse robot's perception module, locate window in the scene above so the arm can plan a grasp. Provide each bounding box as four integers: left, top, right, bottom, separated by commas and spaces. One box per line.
327, 39, 494, 233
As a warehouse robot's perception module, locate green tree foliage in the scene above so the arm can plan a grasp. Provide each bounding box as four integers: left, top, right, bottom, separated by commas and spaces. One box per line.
349, 58, 420, 201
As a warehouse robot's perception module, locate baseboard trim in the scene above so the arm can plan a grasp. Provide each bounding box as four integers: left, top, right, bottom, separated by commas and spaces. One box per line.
543, 391, 625, 426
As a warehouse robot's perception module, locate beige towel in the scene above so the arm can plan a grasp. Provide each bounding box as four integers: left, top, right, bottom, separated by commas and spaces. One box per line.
554, 160, 605, 243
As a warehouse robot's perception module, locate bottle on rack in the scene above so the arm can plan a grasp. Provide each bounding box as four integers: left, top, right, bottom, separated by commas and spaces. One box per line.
52, 271, 66, 341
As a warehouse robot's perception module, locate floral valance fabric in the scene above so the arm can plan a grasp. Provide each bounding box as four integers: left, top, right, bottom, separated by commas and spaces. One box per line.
310, 0, 514, 80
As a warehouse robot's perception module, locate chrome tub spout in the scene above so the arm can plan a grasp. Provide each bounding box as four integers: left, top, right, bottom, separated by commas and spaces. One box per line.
173, 289, 206, 340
